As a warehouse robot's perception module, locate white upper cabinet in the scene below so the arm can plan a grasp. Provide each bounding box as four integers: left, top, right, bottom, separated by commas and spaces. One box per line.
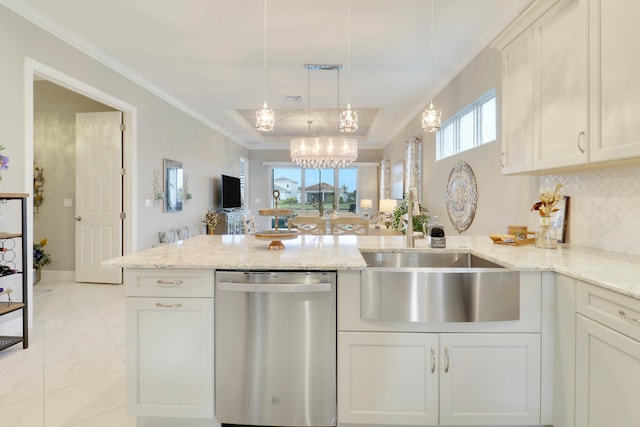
534, 0, 589, 170
496, 0, 640, 173
589, 0, 640, 163
501, 28, 535, 174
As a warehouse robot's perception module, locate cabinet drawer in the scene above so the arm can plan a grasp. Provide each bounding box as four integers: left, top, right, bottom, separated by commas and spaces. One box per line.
577, 282, 640, 341
125, 269, 214, 298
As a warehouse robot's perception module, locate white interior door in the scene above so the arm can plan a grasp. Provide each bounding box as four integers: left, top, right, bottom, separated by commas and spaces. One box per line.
75, 111, 123, 284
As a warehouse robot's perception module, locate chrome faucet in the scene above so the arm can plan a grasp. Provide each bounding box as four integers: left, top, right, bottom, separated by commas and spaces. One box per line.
406, 187, 417, 248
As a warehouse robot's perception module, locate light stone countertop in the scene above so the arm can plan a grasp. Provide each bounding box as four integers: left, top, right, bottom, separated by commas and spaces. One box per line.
104, 234, 640, 300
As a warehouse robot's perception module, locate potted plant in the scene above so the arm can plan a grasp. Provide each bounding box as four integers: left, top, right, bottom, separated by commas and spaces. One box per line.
391, 196, 429, 234
33, 238, 51, 284
204, 210, 219, 235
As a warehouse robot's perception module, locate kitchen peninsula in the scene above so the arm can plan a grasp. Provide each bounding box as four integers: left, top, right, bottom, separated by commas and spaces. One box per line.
106, 234, 640, 427
107, 234, 640, 298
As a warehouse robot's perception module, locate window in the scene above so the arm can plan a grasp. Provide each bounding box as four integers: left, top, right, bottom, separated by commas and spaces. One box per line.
305, 168, 334, 212
441, 122, 454, 159
459, 109, 475, 152
436, 90, 496, 160
270, 167, 358, 213
480, 96, 497, 144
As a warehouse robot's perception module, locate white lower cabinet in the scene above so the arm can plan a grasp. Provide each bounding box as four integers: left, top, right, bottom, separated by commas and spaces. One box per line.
126, 297, 214, 419
338, 331, 541, 426
439, 333, 541, 425
338, 332, 439, 425
573, 280, 640, 427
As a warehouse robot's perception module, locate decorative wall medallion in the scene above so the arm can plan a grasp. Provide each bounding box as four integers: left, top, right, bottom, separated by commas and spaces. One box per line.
446, 160, 478, 233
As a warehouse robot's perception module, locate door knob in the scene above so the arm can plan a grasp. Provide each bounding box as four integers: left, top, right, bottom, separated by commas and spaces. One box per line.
75, 216, 82, 221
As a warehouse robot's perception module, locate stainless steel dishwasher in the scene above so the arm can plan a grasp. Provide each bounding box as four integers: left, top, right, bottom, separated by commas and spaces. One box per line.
215, 271, 336, 427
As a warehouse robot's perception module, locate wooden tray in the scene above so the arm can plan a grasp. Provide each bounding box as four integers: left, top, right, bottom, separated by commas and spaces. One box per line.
489, 233, 535, 246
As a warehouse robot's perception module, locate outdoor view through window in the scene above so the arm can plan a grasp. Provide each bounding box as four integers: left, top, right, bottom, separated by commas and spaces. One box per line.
271, 167, 358, 216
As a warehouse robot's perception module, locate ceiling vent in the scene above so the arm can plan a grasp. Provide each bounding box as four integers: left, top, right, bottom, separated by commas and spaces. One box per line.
283, 95, 303, 103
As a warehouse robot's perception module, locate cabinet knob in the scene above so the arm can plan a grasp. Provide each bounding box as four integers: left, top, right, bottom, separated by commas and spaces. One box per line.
74, 216, 82, 221
499, 152, 505, 168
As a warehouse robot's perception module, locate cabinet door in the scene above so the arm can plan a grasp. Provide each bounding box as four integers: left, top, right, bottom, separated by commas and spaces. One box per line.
575, 315, 640, 427
501, 28, 534, 174
126, 297, 214, 419
439, 333, 541, 425
534, 0, 589, 170
338, 332, 438, 425
589, 0, 640, 162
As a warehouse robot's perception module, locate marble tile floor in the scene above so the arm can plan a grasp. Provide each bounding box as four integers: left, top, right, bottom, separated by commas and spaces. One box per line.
0, 279, 135, 426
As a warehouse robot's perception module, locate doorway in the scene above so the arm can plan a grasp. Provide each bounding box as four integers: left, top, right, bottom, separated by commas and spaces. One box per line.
25, 58, 137, 285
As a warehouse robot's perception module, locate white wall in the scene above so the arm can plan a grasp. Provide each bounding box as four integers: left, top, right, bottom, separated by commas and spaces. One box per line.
384, 47, 539, 236
0, 6, 247, 253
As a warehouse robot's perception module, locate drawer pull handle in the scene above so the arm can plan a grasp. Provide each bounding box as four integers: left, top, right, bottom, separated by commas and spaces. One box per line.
430, 346, 436, 374
619, 309, 640, 324
156, 280, 184, 287
155, 303, 183, 309
444, 346, 450, 373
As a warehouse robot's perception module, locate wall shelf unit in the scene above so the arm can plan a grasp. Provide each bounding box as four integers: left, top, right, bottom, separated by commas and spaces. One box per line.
0, 193, 29, 352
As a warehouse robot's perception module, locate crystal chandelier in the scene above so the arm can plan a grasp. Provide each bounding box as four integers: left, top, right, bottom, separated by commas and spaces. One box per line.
290, 65, 358, 168
290, 137, 358, 168
339, 2, 358, 133
422, 0, 441, 133
256, 0, 275, 131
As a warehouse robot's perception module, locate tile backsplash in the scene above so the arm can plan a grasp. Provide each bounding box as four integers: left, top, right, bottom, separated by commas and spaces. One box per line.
542, 164, 640, 255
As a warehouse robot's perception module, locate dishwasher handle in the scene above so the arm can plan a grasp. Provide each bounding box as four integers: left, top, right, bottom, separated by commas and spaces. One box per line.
217, 281, 332, 293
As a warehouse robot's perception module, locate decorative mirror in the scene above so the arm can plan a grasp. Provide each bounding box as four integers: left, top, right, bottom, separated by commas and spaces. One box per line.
163, 158, 184, 212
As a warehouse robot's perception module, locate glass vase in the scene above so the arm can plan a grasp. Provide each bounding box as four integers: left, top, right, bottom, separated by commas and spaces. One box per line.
535, 217, 557, 249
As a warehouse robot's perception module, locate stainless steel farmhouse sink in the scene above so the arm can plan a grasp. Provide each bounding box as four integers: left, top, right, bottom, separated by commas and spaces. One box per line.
360, 251, 520, 323
360, 251, 504, 269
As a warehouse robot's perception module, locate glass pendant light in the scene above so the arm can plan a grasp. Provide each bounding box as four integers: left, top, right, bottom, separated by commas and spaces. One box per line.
339, 2, 358, 133
422, 0, 441, 133
290, 65, 358, 168
256, 0, 275, 131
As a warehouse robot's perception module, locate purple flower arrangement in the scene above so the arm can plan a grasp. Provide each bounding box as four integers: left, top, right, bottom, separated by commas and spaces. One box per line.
0, 145, 9, 182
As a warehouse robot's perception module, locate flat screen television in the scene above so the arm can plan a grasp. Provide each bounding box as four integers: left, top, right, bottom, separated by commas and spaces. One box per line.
221, 174, 242, 209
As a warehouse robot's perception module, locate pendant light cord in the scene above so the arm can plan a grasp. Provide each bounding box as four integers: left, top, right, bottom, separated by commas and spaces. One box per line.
307, 67, 312, 134
347, 2, 352, 104
429, 0, 435, 104
263, 0, 268, 104
337, 68, 340, 120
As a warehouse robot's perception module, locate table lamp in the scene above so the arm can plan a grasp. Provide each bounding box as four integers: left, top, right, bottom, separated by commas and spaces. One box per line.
360, 199, 372, 218
379, 199, 397, 228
